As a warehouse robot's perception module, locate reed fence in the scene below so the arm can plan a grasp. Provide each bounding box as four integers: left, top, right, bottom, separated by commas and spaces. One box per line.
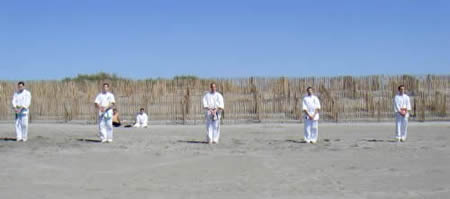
0, 75, 448, 124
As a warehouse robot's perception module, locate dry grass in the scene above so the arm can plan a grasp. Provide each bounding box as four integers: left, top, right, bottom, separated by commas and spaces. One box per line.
0, 75, 448, 123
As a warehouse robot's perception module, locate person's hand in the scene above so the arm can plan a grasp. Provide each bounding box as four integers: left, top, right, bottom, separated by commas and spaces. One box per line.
400, 109, 407, 116
307, 114, 312, 120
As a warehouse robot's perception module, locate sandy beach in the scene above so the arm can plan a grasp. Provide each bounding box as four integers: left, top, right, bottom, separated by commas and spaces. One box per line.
0, 122, 449, 199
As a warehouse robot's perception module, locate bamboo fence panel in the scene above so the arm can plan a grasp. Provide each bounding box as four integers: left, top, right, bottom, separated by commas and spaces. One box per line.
0, 75, 448, 124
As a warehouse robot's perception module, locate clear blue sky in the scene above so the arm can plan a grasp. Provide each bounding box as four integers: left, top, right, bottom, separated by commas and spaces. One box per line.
1, 0, 449, 80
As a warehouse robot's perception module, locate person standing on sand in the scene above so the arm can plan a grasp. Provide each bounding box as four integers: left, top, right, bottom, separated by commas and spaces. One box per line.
202, 82, 224, 144
95, 83, 116, 143
302, 87, 321, 144
393, 85, 411, 142
12, 81, 32, 142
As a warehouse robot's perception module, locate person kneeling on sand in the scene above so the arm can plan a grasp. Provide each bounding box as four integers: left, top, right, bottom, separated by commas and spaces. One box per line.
134, 108, 148, 128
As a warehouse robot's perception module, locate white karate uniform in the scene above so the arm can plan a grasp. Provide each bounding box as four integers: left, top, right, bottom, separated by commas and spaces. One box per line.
202, 91, 224, 143
12, 89, 32, 141
134, 113, 148, 128
393, 93, 411, 140
95, 92, 116, 142
302, 95, 321, 142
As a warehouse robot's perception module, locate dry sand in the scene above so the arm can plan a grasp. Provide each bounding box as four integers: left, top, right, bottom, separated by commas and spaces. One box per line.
0, 122, 449, 199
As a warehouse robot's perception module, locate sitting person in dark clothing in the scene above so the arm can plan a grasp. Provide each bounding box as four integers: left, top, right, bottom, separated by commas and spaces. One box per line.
112, 108, 121, 127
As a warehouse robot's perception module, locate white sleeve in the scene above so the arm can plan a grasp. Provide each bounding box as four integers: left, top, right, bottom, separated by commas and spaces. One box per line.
202, 94, 209, 109
315, 97, 321, 110
144, 114, 148, 123
302, 97, 307, 111
407, 96, 412, 111
94, 94, 100, 104
12, 93, 17, 108
393, 97, 400, 112
23, 91, 31, 109
136, 114, 140, 123
218, 94, 224, 109
110, 93, 116, 104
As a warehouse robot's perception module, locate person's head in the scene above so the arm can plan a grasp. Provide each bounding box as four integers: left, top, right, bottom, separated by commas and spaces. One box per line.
139, 108, 145, 114
113, 108, 118, 114
17, 82, 25, 92
210, 82, 217, 93
306, 87, 313, 96
398, 85, 405, 95
102, 83, 110, 93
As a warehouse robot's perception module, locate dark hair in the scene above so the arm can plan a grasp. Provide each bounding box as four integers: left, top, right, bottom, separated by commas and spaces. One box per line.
18, 81, 25, 86
210, 82, 216, 87
306, 86, 313, 90
140, 108, 145, 111
398, 85, 405, 90
103, 83, 110, 87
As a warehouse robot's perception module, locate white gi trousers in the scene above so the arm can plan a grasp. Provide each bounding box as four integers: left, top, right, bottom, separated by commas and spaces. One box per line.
206, 112, 221, 143
134, 123, 148, 128
99, 110, 113, 141
304, 119, 318, 142
15, 114, 29, 141
134, 122, 148, 128
395, 113, 408, 139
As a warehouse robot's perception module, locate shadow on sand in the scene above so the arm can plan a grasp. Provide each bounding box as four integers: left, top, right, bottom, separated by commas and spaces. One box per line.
177, 140, 209, 144
285, 139, 308, 144
0, 137, 17, 142
363, 139, 398, 143
77, 138, 102, 143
